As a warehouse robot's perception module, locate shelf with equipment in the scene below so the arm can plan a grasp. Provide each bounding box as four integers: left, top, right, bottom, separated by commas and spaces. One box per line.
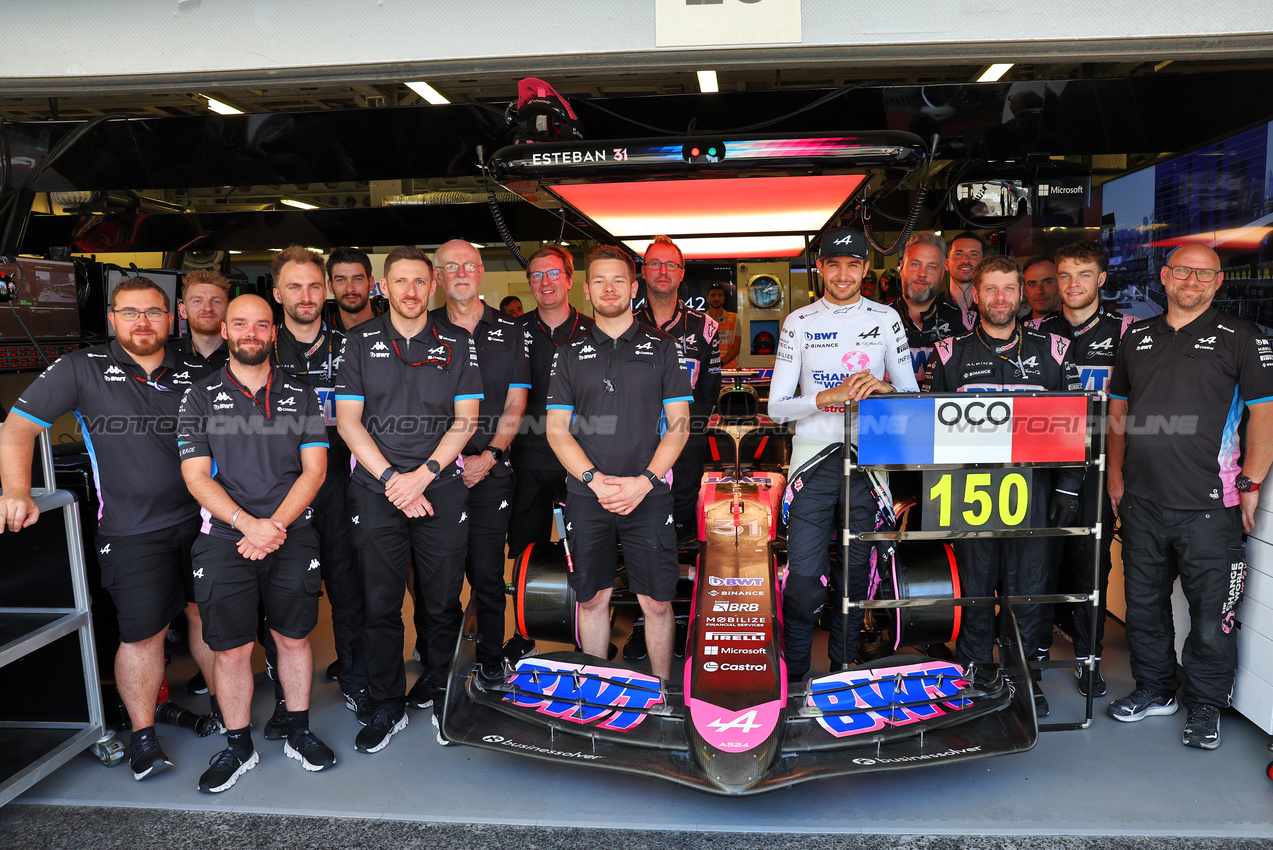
0, 430, 105, 806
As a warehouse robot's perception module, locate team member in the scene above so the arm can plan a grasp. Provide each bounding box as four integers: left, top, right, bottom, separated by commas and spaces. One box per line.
1022, 257, 1061, 320
768, 228, 918, 682
325, 247, 382, 332
1106, 243, 1273, 749
705, 282, 741, 369
546, 246, 692, 681
931, 255, 1083, 717
499, 295, 524, 317
888, 231, 964, 391
179, 294, 333, 792
175, 269, 230, 369
942, 232, 984, 332
336, 246, 481, 751
430, 240, 529, 686
269, 247, 369, 725
0, 276, 219, 782
1033, 242, 1133, 697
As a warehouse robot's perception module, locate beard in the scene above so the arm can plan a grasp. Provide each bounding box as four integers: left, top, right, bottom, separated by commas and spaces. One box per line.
285, 301, 321, 325
903, 279, 935, 305
593, 299, 631, 319
187, 314, 222, 335
1170, 287, 1212, 311
118, 331, 166, 359
338, 292, 368, 314
982, 303, 1018, 327
230, 340, 269, 366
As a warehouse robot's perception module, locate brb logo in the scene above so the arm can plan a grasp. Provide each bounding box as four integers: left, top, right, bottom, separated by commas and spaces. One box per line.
504, 660, 663, 732
807, 661, 972, 738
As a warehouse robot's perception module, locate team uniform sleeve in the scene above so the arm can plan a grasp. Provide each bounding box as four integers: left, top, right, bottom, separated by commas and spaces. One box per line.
509, 326, 532, 390
545, 348, 575, 411
884, 308, 920, 393
662, 339, 694, 405
298, 384, 330, 449
697, 314, 723, 413
9, 355, 80, 429
1238, 330, 1273, 405
452, 335, 485, 402
334, 331, 364, 401
929, 339, 953, 393
1050, 334, 1083, 392
767, 315, 818, 423
1108, 334, 1132, 401
176, 386, 211, 461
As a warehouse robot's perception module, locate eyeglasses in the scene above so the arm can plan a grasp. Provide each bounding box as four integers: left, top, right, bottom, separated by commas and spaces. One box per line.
113, 309, 170, 321
442, 262, 481, 274
644, 260, 683, 272
1167, 265, 1219, 283
529, 269, 566, 283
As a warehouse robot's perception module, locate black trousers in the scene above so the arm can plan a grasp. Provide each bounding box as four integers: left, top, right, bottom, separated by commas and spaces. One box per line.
507, 464, 567, 560
349, 479, 469, 709
462, 472, 513, 666
311, 457, 366, 694
1120, 494, 1246, 708
1053, 467, 1115, 658
670, 436, 706, 541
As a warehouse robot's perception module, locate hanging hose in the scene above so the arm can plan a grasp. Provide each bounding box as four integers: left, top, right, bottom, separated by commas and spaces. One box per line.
488, 192, 527, 268
861, 185, 928, 257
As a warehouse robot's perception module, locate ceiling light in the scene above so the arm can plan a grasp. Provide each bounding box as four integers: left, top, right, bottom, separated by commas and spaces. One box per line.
697, 70, 719, 94
405, 81, 450, 105
623, 235, 807, 260
976, 64, 1014, 83
228, 250, 242, 255
281, 198, 318, 210
203, 96, 243, 115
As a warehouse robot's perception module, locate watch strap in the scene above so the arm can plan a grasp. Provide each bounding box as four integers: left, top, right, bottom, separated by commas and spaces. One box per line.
582, 467, 599, 483
642, 470, 661, 486
425, 459, 441, 474
378, 467, 395, 484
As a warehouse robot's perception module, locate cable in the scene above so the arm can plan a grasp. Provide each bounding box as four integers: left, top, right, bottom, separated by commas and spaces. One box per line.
861, 185, 928, 256
5, 298, 52, 367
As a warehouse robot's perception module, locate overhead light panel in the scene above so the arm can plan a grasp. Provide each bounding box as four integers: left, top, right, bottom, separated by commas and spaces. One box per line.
976, 64, 1014, 83
697, 70, 719, 93
405, 81, 450, 105
281, 198, 318, 210
203, 96, 243, 115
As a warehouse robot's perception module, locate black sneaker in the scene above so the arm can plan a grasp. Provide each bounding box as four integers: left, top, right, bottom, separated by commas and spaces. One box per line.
263, 699, 289, 741
1034, 686, 1050, 718
673, 617, 689, 659
1182, 704, 1221, 750
185, 671, 208, 696
324, 659, 342, 682
502, 634, 537, 666
284, 728, 337, 771
1108, 687, 1178, 722
623, 621, 648, 661
1075, 662, 1107, 698
344, 689, 376, 725
431, 710, 450, 746
354, 707, 408, 754
406, 677, 435, 709
129, 733, 172, 781
198, 746, 258, 793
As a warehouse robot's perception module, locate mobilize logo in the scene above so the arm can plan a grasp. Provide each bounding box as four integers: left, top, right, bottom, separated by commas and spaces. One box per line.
371, 341, 391, 358
713, 601, 759, 612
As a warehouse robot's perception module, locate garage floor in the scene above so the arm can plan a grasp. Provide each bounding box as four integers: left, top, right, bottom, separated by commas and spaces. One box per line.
8, 588, 1273, 841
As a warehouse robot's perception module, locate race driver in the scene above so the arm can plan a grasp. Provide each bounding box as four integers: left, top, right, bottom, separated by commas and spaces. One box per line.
0, 276, 220, 783
768, 227, 918, 683
930, 254, 1084, 717
546, 245, 692, 682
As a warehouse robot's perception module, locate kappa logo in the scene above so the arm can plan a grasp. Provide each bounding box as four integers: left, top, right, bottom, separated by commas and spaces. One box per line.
192, 568, 204, 579
104, 365, 127, 382
459, 511, 468, 523
214, 392, 233, 402
665, 514, 674, 525
99, 543, 111, 555
308, 559, 320, 571
498, 500, 509, 510
371, 341, 391, 358
1135, 338, 1155, 351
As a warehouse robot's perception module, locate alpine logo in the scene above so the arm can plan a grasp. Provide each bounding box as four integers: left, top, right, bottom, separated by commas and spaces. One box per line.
1197, 336, 1217, 345
1088, 337, 1114, 351
832, 234, 856, 245
428, 346, 447, 357
277, 396, 297, 409
99, 544, 111, 555
351, 515, 360, 524
635, 341, 653, 351
192, 569, 204, 579
487, 328, 503, 340
858, 327, 881, 339
371, 341, 391, 358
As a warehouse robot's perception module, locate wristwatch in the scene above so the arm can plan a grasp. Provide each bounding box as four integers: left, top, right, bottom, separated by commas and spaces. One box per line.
1236, 474, 1263, 493
642, 470, 661, 487
581, 468, 599, 484
378, 467, 395, 484
487, 446, 505, 463
425, 459, 441, 475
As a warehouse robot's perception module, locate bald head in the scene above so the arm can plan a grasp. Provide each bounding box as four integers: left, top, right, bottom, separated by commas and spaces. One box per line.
435, 239, 484, 303
1167, 243, 1221, 269
1161, 243, 1224, 314
224, 294, 276, 366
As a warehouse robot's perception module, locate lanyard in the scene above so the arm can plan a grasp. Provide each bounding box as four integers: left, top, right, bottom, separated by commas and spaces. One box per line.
392, 332, 452, 368
537, 308, 579, 346
275, 324, 334, 380
224, 366, 273, 419
112, 353, 170, 391
974, 323, 1029, 378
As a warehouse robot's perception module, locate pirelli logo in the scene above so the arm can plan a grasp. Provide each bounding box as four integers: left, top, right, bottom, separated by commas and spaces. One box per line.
705, 631, 766, 642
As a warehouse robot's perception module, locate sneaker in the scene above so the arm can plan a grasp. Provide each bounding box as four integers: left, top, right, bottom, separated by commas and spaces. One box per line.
1075, 662, 1107, 698
197, 746, 258, 793
185, 671, 208, 696
354, 707, 408, 754
1182, 704, 1221, 750
284, 728, 337, 771
673, 617, 689, 659
129, 733, 173, 781
344, 689, 376, 725
406, 677, 435, 710
412, 646, 422, 663
1034, 687, 1050, 719
1108, 687, 1178, 722
623, 621, 648, 661
502, 634, 537, 667
432, 711, 450, 746
263, 699, 289, 741
324, 659, 342, 682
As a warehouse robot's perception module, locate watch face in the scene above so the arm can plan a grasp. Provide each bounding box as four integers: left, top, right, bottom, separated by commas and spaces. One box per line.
748, 274, 782, 309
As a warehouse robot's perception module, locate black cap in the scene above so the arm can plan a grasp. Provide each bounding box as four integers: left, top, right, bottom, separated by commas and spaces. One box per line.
818, 228, 869, 261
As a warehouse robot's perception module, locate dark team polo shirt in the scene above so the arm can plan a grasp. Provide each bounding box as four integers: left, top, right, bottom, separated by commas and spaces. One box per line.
546, 321, 693, 497
431, 304, 531, 478
888, 296, 966, 391
334, 312, 483, 493
635, 300, 721, 433
1033, 307, 1135, 395
173, 334, 230, 372
940, 290, 978, 333
10, 341, 213, 536
270, 320, 345, 445
323, 296, 386, 333
1109, 307, 1273, 510
930, 325, 1082, 394
177, 366, 328, 540
514, 307, 594, 471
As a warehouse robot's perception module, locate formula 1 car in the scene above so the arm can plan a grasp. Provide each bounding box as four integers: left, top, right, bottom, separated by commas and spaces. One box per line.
441, 383, 1039, 796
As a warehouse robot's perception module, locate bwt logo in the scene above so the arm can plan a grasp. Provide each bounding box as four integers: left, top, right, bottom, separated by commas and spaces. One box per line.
708, 576, 764, 587
806, 331, 837, 341
810, 662, 972, 738
504, 661, 663, 732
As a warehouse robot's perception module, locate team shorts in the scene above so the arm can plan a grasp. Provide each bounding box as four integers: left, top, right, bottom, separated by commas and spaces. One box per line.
190, 525, 322, 652
96, 517, 200, 644
565, 487, 679, 603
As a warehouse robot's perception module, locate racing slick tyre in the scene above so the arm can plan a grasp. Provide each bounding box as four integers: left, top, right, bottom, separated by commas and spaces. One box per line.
510, 541, 578, 646
892, 540, 961, 650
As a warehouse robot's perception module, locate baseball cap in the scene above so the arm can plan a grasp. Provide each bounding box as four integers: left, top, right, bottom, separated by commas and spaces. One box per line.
818, 228, 869, 261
